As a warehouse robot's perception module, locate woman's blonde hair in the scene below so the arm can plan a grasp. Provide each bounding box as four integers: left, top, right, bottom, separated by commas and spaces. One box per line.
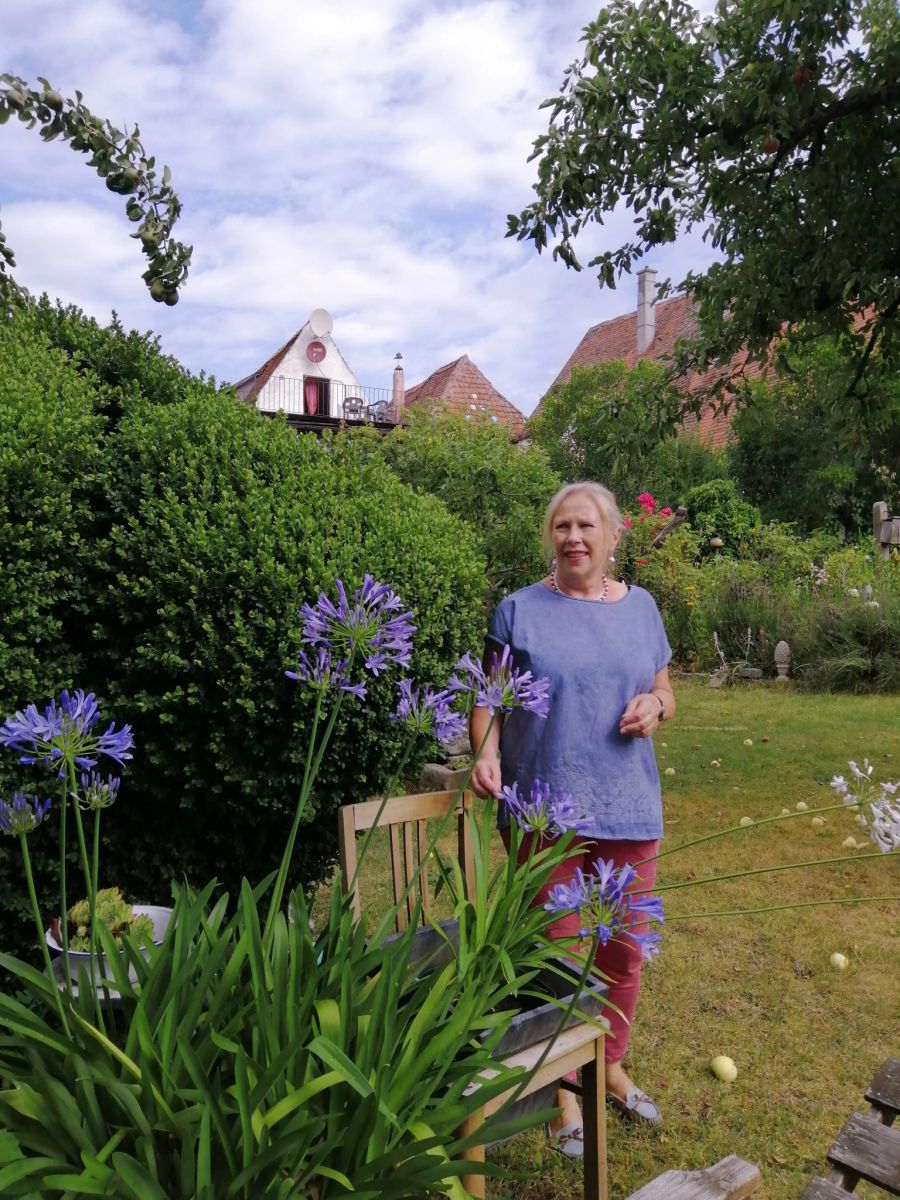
541, 481, 624, 562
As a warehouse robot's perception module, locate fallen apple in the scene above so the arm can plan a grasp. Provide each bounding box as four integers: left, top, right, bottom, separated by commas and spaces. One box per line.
711, 1055, 738, 1082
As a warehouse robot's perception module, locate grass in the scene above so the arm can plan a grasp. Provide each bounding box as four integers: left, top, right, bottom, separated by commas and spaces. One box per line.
320, 681, 900, 1200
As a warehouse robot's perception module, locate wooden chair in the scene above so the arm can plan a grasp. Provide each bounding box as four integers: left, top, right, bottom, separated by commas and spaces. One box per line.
337, 788, 610, 1199
337, 789, 475, 931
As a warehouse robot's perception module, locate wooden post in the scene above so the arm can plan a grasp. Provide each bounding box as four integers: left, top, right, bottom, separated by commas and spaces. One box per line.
652, 505, 688, 549
874, 500, 890, 561
459, 1110, 486, 1199
582, 1033, 608, 1200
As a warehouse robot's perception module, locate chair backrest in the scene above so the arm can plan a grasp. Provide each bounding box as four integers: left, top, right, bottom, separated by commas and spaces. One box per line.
338, 789, 476, 932
342, 396, 365, 420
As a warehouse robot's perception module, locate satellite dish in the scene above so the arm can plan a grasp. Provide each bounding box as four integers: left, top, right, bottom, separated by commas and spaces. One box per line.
308, 308, 333, 337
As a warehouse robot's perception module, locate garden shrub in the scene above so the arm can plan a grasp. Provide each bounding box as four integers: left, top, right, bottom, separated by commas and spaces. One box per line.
684, 478, 761, 556
0, 316, 101, 707
76, 393, 486, 929
629, 435, 731, 507
0, 327, 487, 955
728, 336, 900, 536
528, 360, 685, 497
0, 315, 106, 938
27, 294, 219, 423
354, 409, 562, 605
787, 590, 900, 692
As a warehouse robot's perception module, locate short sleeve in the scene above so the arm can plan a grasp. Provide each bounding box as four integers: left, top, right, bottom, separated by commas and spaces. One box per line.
487, 597, 513, 647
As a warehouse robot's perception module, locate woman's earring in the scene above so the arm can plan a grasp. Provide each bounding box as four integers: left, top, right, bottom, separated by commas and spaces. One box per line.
608, 554, 616, 564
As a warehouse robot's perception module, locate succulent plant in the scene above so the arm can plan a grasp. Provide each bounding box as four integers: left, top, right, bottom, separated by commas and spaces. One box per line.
65, 887, 153, 952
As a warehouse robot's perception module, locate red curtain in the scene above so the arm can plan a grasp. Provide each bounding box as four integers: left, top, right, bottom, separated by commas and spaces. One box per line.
304, 379, 319, 415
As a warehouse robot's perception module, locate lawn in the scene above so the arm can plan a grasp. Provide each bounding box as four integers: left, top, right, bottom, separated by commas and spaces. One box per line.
489, 680, 899, 1200
325, 679, 899, 1200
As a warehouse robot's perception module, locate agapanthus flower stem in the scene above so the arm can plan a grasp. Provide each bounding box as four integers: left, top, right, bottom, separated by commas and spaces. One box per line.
67, 762, 103, 1025
264, 690, 325, 945
57, 775, 71, 991
630, 799, 862, 869
89, 810, 107, 1031
649, 849, 898, 895
68, 763, 95, 903
20, 833, 70, 1036
666, 894, 900, 922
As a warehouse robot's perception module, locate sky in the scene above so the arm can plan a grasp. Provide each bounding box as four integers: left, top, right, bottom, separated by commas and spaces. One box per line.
2, 0, 706, 416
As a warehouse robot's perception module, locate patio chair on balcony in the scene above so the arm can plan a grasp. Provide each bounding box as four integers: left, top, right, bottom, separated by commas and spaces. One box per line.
366, 400, 391, 423
342, 396, 365, 421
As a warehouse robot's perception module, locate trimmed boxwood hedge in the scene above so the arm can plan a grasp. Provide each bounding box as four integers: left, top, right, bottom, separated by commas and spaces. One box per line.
0, 307, 486, 955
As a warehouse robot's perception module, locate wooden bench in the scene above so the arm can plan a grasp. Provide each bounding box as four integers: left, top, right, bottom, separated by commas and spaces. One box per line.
625, 1154, 760, 1199
798, 1058, 900, 1198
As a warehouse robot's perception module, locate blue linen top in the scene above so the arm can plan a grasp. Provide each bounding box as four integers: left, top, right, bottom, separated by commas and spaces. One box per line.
487, 582, 672, 841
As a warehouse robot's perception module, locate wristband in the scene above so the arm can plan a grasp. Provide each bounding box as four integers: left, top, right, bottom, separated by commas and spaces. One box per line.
654, 694, 666, 722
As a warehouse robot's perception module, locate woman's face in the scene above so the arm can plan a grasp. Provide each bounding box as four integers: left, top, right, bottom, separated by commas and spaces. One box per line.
551, 494, 617, 580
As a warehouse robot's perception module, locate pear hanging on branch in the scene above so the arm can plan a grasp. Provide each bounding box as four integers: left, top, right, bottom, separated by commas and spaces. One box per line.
0, 73, 191, 307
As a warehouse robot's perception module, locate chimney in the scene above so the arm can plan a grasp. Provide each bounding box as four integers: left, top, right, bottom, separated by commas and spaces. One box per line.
391, 352, 405, 421
636, 266, 658, 354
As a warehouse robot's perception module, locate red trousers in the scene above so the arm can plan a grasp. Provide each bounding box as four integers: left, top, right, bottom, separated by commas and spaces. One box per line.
503, 830, 659, 1065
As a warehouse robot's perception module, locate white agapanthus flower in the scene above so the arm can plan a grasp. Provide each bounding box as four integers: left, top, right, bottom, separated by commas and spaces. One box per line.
831, 759, 900, 853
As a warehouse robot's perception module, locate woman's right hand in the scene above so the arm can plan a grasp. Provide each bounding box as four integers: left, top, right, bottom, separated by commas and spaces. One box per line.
470, 751, 502, 799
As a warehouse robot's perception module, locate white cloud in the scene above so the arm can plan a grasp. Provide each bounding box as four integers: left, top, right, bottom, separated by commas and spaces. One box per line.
1, 0, 704, 415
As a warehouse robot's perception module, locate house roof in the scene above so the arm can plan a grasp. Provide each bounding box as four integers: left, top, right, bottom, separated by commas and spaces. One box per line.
233, 332, 300, 401
545, 292, 764, 450
405, 355, 525, 437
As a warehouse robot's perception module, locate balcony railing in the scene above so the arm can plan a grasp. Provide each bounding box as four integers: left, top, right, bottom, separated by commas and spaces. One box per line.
257, 377, 394, 422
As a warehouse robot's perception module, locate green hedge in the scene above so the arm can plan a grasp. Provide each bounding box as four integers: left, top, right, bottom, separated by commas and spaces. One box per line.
0, 309, 486, 955
89, 397, 485, 925
0, 315, 104, 938
353, 409, 562, 605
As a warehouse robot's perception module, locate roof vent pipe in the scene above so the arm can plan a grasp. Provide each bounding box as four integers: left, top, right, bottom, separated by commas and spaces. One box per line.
636, 267, 658, 354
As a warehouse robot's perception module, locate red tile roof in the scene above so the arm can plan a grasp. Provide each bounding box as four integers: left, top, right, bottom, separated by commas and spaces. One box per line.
234, 333, 300, 402
405, 355, 525, 437
544, 293, 764, 450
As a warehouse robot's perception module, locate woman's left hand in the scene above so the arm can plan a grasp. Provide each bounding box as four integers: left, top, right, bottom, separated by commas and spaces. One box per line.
619, 693, 662, 739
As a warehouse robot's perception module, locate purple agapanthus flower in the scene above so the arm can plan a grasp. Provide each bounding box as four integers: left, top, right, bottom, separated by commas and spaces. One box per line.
285, 647, 368, 700
77, 770, 121, 811
391, 679, 467, 747
0, 791, 51, 837
299, 576, 415, 677
501, 778, 591, 837
544, 861, 665, 960
449, 644, 550, 718
0, 689, 134, 776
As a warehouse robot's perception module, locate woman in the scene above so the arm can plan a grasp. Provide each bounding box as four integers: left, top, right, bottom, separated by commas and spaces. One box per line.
470, 481, 675, 1155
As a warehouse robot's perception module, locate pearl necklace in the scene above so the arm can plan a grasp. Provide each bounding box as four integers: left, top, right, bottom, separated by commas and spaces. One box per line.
550, 567, 609, 602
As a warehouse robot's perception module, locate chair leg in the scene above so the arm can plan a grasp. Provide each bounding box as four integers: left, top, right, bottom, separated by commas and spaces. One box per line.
582, 1036, 608, 1200
460, 1109, 486, 1199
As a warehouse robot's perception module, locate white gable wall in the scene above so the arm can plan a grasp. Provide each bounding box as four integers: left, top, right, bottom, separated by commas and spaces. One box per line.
256, 322, 362, 417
